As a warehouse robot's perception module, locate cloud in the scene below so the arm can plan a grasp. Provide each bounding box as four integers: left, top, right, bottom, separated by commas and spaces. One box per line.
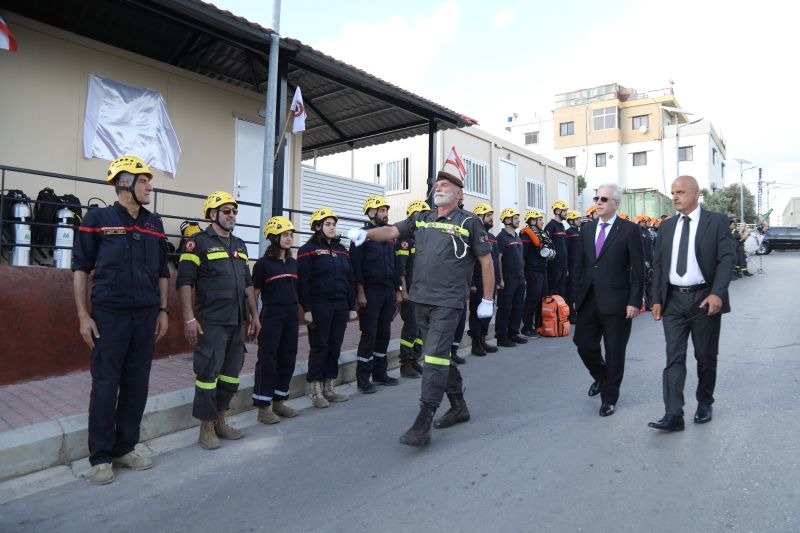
313, 1, 461, 91
492, 8, 516, 30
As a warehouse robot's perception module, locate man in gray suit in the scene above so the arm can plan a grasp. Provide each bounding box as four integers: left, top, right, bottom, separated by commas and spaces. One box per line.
648, 175, 736, 432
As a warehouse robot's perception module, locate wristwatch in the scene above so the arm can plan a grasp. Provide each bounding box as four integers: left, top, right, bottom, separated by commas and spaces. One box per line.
159, 307, 171, 314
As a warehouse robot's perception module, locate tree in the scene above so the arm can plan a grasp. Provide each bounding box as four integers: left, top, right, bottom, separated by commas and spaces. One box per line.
577, 175, 587, 195
700, 184, 756, 223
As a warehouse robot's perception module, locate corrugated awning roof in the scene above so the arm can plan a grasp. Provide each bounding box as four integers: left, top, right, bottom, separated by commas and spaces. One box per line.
4, 0, 477, 159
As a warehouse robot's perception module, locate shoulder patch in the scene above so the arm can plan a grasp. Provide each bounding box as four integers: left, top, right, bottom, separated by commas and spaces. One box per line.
184, 240, 196, 252
401, 241, 409, 249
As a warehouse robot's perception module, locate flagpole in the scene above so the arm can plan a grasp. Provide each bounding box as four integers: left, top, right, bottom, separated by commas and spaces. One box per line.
259, 0, 281, 258
273, 113, 293, 161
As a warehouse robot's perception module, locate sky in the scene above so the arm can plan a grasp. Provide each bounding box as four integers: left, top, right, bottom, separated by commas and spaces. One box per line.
212, 0, 800, 220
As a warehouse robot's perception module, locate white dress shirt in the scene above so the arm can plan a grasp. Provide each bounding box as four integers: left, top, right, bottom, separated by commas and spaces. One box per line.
669, 205, 705, 285
594, 214, 617, 244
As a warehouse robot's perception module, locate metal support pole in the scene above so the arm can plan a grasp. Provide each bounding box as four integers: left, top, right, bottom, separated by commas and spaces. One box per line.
426, 119, 437, 208
259, 0, 281, 258
272, 56, 288, 217
739, 167, 745, 223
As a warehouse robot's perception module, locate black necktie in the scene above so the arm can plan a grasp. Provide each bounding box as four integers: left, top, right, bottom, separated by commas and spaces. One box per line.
676, 215, 691, 276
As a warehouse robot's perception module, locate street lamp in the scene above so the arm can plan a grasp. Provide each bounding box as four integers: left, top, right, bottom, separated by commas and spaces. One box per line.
734, 158, 756, 223
662, 106, 702, 180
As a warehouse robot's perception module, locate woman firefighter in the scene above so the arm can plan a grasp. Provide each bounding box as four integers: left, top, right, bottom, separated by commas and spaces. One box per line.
297, 207, 356, 407
251, 215, 300, 423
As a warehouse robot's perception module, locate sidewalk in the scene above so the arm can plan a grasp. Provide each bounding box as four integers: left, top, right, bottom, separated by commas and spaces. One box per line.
0, 318, 417, 482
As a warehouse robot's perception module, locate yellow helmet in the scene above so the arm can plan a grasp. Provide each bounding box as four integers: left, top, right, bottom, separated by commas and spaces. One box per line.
585, 204, 597, 216
566, 210, 581, 221
107, 155, 152, 183
618, 212, 629, 220
473, 203, 494, 215
264, 215, 296, 238
524, 209, 542, 222
551, 199, 568, 211
309, 207, 338, 229
500, 207, 520, 222
406, 200, 431, 218
203, 191, 237, 218
179, 220, 202, 238
363, 195, 389, 215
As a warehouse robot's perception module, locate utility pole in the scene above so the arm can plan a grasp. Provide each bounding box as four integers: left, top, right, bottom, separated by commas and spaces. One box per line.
757, 167, 763, 215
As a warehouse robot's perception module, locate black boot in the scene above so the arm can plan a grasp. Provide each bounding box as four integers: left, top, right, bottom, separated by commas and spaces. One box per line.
399, 404, 436, 447
470, 335, 487, 356
451, 345, 466, 365
411, 359, 423, 375
481, 335, 498, 353
400, 360, 421, 378
434, 393, 470, 428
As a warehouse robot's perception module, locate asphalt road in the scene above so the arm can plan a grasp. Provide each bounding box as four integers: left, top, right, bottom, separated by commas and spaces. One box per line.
2, 252, 799, 533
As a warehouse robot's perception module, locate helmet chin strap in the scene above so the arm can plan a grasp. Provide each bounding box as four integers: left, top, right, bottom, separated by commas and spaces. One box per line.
116, 181, 143, 206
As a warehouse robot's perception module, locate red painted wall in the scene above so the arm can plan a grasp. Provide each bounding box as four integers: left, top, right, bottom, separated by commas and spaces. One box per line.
0, 265, 191, 385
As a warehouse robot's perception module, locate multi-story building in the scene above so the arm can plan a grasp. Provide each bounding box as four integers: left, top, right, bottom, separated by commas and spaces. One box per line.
505, 83, 727, 211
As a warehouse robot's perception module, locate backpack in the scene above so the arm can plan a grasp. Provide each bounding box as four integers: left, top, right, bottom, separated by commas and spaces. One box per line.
538, 295, 571, 337
32, 187, 64, 258
1, 189, 31, 253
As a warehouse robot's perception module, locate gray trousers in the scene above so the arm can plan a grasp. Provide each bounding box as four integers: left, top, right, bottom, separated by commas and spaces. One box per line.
661, 288, 721, 416
415, 303, 464, 408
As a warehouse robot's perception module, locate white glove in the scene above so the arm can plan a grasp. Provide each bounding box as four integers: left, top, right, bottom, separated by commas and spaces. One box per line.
347, 228, 368, 247
476, 298, 494, 318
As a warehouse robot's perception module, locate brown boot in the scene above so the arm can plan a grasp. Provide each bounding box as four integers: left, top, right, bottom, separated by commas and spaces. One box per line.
198, 420, 221, 450
272, 399, 299, 418
215, 411, 244, 440
323, 379, 349, 402
433, 392, 470, 428
257, 405, 280, 424
399, 404, 436, 447
310, 381, 330, 408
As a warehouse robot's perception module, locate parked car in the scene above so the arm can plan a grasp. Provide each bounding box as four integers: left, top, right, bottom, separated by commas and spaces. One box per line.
760, 226, 800, 254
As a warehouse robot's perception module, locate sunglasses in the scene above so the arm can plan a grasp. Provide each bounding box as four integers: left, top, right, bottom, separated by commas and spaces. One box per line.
593, 196, 615, 203
218, 208, 238, 215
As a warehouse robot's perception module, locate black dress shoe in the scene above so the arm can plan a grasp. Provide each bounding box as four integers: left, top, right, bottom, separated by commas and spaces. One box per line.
599, 404, 614, 417
648, 415, 685, 432
372, 375, 399, 386
694, 403, 713, 424
587, 380, 602, 397
451, 353, 466, 365
510, 335, 528, 344
496, 338, 516, 348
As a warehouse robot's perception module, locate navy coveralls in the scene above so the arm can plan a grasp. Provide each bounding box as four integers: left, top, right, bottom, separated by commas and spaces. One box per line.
520, 227, 548, 332
252, 254, 298, 406
176, 226, 253, 421
297, 237, 356, 382
565, 226, 582, 321
495, 229, 525, 341
468, 231, 500, 339
350, 222, 397, 384
545, 219, 568, 297
72, 202, 169, 466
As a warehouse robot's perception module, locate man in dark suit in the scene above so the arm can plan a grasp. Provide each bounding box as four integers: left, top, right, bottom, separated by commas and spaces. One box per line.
648, 175, 735, 432
573, 183, 644, 417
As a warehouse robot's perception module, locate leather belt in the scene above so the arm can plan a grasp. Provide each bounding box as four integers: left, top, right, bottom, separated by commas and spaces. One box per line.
669, 283, 708, 294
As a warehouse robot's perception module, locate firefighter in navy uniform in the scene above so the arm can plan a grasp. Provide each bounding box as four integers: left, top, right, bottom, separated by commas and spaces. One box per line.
468, 203, 500, 356
495, 208, 528, 347
396, 199, 430, 378
350, 195, 401, 393
72, 155, 170, 485
177, 191, 261, 451
348, 151, 495, 447
520, 209, 548, 337
564, 209, 583, 323
251, 216, 300, 424
297, 208, 356, 408
545, 199, 569, 297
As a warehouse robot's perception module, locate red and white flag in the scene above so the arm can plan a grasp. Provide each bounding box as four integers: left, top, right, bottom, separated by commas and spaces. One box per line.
290, 86, 307, 133
445, 146, 467, 181
0, 16, 18, 52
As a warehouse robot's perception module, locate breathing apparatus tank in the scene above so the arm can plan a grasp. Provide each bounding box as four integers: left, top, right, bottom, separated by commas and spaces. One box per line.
11, 201, 32, 266
53, 207, 75, 269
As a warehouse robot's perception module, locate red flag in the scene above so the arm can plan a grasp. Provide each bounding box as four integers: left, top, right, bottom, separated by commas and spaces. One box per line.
445, 146, 467, 181
0, 16, 18, 52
